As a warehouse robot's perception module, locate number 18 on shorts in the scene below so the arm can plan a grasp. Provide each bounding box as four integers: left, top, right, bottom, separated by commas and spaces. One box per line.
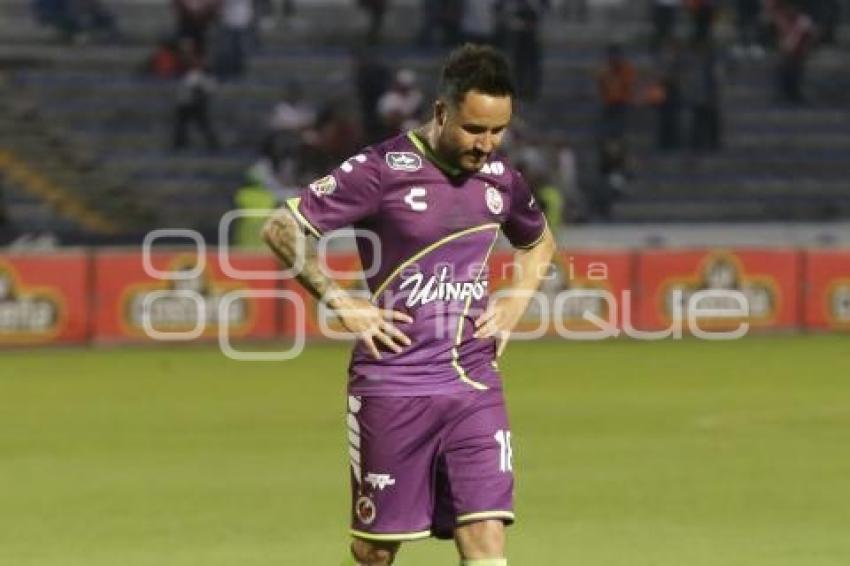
347, 390, 516, 541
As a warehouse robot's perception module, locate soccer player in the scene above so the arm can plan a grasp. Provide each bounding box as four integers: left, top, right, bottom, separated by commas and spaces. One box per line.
263, 44, 556, 566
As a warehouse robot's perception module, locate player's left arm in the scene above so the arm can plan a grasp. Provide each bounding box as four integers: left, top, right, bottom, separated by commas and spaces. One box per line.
474, 225, 557, 356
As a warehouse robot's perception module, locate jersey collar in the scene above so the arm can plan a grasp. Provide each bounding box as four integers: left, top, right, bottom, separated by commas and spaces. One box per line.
406, 130, 464, 177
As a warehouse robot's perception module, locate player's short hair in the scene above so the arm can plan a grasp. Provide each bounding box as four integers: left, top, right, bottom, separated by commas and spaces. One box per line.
438, 44, 515, 107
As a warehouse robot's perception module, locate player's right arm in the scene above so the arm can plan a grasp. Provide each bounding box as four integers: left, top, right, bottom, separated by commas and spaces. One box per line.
262, 203, 412, 360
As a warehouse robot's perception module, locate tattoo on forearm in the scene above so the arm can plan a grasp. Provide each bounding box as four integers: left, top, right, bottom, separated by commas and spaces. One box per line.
262, 210, 339, 302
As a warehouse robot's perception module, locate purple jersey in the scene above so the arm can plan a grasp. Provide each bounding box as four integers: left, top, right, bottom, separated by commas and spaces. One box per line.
288, 131, 546, 396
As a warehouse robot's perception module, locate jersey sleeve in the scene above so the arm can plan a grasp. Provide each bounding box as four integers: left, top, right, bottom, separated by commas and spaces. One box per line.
502, 168, 548, 249
286, 150, 382, 237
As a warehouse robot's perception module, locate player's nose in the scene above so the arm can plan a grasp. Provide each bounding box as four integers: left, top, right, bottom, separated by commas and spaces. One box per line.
475, 133, 494, 154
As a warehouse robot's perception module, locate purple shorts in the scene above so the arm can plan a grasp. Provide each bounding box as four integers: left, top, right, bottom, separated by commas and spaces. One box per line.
347, 389, 515, 542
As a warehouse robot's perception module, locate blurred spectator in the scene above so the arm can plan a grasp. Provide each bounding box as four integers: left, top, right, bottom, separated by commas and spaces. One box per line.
684, 40, 723, 151
460, 0, 501, 45
213, 0, 254, 79
814, 0, 840, 45
687, 0, 717, 43
261, 81, 315, 185
377, 69, 423, 138
33, 0, 118, 43
516, 147, 564, 229
358, 0, 388, 44
591, 137, 632, 221
733, 0, 765, 58
144, 37, 188, 79
353, 47, 392, 143
299, 104, 364, 181
650, 0, 680, 51
595, 43, 635, 140
173, 59, 220, 150
654, 39, 684, 150
505, 0, 546, 101
173, 0, 220, 58
233, 170, 277, 249
773, 1, 815, 104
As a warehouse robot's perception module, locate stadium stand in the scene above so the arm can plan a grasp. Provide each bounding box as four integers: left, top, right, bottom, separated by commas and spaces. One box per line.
1, 0, 849, 245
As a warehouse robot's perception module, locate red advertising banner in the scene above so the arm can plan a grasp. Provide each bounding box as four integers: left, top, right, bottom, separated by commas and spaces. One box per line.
635, 249, 802, 332
92, 250, 279, 343
803, 250, 850, 331
0, 252, 90, 345
489, 250, 634, 335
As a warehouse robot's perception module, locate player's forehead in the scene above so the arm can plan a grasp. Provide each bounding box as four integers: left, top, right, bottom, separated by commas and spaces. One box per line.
452, 89, 512, 127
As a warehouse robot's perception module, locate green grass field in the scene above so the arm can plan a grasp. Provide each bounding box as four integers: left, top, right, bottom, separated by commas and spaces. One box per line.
1, 336, 849, 565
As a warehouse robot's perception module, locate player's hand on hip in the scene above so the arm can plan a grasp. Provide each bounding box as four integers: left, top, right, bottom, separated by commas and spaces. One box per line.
328, 293, 413, 359
473, 293, 532, 357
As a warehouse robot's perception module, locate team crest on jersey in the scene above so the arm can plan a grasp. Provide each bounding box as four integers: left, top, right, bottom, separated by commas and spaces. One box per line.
309, 175, 337, 197
485, 184, 504, 215
356, 495, 377, 525
386, 152, 422, 172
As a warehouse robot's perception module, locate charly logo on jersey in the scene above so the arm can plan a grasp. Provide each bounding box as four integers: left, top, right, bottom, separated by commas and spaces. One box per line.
485, 184, 504, 215
404, 187, 428, 211
386, 152, 422, 172
0, 262, 63, 339
480, 161, 505, 175
308, 175, 337, 197
399, 266, 487, 307
365, 473, 396, 491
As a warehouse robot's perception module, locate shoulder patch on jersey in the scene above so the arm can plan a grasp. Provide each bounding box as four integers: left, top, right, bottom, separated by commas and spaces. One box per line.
485, 184, 504, 215
309, 175, 337, 197
386, 152, 422, 172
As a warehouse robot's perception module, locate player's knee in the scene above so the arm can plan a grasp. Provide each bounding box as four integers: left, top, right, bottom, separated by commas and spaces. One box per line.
350, 538, 400, 565
455, 519, 506, 558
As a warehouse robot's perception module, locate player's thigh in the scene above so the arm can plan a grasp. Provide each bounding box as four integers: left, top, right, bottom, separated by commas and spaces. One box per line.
440, 390, 515, 529
348, 395, 442, 539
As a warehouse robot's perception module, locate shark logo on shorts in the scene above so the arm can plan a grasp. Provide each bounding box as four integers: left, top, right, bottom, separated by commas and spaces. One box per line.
365, 473, 396, 491
386, 152, 422, 172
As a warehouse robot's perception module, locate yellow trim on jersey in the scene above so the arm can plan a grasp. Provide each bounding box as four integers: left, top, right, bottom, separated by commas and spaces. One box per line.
457, 511, 516, 524
512, 217, 549, 250
285, 197, 322, 239
350, 529, 432, 542
371, 223, 500, 300
451, 231, 499, 391
407, 131, 463, 177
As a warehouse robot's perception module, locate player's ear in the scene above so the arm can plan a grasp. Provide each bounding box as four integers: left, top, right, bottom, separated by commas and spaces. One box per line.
434, 100, 446, 127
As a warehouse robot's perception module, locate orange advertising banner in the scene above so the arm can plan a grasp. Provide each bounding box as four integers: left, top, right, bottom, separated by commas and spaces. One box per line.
803, 250, 850, 331
92, 250, 279, 343
0, 252, 90, 345
635, 249, 802, 332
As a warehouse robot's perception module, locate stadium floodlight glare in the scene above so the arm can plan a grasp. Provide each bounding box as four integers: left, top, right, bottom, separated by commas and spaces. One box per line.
217, 289, 306, 361
218, 209, 306, 280
141, 290, 206, 341
142, 229, 206, 280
